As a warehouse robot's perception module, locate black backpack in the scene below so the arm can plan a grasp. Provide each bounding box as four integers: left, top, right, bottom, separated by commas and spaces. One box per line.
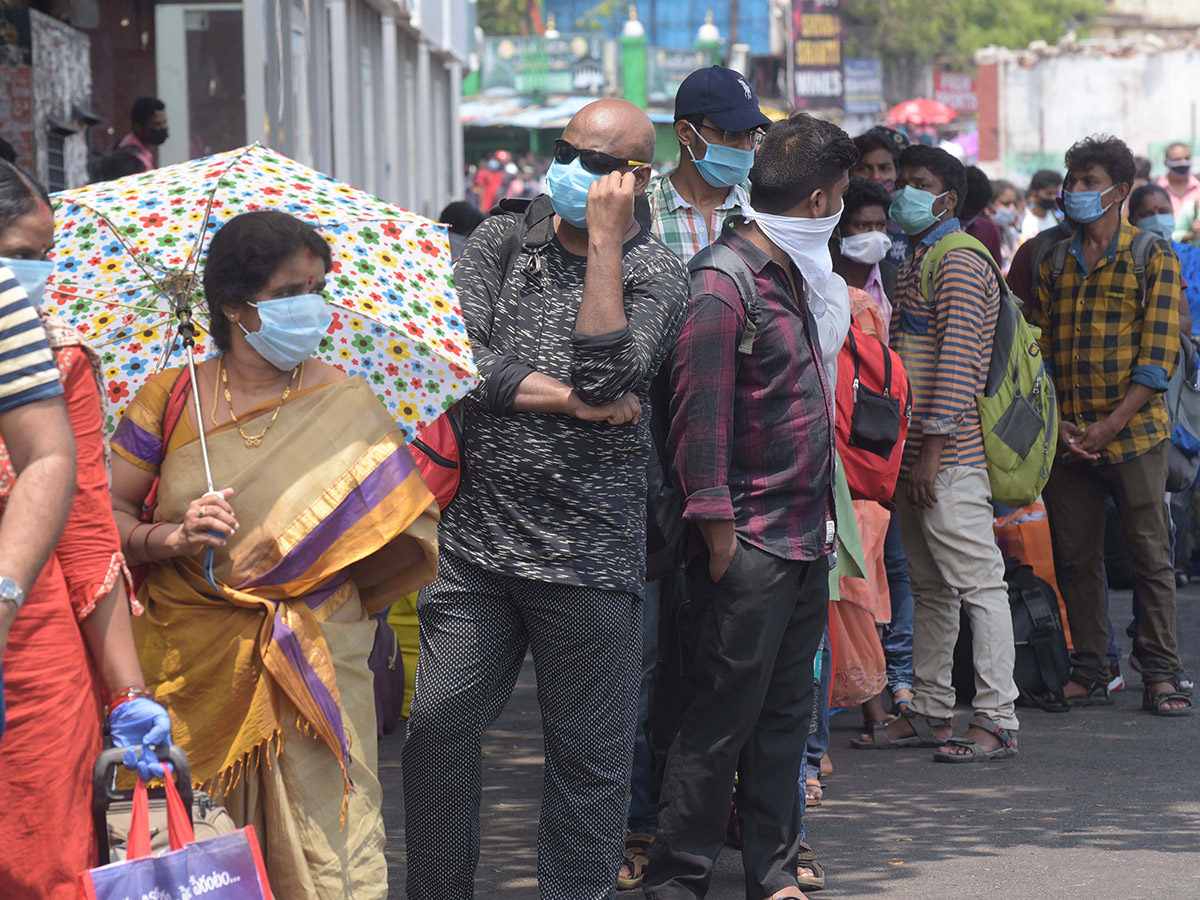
1006, 557, 1071, 713
951, 556, 1071, 712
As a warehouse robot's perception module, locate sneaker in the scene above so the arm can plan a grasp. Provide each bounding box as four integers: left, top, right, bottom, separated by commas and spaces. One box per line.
1108, 667, 1125, 693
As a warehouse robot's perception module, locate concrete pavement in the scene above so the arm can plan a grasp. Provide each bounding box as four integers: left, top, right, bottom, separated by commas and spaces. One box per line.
381, 585, 1200, 899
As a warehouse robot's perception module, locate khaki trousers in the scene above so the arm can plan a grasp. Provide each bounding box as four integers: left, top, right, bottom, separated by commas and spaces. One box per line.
896, 465, 1019, 730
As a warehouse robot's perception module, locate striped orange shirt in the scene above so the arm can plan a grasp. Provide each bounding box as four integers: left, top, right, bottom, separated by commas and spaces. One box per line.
890, 220, 998, 475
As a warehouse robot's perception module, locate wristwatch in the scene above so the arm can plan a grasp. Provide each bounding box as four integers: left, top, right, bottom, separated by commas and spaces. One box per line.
0, 577, 25, 613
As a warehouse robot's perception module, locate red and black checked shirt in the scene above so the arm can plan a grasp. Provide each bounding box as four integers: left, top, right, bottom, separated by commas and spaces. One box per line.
667, 224, 835, 562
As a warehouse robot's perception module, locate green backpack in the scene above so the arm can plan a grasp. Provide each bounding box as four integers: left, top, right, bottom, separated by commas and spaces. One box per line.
920, 232, 1058, 506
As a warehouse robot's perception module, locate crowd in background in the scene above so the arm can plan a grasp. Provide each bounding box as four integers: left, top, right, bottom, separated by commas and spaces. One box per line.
1, 59, 1198, 900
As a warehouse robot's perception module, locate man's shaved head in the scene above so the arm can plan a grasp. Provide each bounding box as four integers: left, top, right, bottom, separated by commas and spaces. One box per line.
562, 99, 656, 165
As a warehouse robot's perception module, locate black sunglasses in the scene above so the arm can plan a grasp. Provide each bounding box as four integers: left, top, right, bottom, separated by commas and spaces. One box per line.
554, 139, 649, 176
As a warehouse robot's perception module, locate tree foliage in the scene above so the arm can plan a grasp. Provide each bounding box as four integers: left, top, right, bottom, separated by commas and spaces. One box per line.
477, 0, 534, 36
844, 0, 1105, 70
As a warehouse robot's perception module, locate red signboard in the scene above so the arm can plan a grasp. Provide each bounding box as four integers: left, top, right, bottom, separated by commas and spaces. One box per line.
934, 71, 978, 115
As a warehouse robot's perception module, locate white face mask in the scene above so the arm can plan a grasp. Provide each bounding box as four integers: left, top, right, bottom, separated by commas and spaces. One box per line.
838, 230, 893, 266
746, 200, 843, 298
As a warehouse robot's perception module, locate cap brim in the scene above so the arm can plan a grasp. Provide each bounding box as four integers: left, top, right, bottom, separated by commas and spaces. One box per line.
707, 106, 772, 132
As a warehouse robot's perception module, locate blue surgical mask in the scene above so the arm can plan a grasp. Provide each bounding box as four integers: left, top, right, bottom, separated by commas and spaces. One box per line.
888, 185, 949, 236
1062, 184, 1117, 224
545, 158, 604, 228
686, 123, 755, 188
1134, 213, 1176, 241
238, 293, 333, 371
1, 257, 54, 307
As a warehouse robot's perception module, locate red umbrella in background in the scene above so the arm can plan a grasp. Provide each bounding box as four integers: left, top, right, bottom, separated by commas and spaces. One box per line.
887, 98, 958, 126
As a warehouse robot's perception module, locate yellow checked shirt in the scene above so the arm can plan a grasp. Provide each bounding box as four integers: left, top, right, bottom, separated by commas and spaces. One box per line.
1032, 219, 1181, 464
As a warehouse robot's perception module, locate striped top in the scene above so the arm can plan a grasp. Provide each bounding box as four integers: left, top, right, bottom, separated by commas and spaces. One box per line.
647, 171, 750, 263
890, 220, 998, 475
0, 268, 62, 414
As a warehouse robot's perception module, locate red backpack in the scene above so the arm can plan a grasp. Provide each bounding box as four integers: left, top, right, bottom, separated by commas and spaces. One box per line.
410, 406, 463, 511
835, 319, 912, 504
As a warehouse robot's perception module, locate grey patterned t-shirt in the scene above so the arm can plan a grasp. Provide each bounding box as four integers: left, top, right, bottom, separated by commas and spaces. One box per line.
441, 205, 689, 595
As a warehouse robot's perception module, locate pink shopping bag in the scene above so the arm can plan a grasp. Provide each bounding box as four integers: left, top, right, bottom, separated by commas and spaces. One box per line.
78, 768, 273, 900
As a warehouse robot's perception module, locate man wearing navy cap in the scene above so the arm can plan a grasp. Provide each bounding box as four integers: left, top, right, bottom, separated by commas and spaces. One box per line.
647, 65, 771, 262
621, 69, 770, 892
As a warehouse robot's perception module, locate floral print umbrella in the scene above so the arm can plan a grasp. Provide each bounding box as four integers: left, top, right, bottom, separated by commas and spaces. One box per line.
45, 144, 477, 441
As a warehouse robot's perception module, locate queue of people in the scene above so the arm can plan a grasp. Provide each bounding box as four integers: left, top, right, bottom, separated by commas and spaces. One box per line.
0, 62, 1195, 900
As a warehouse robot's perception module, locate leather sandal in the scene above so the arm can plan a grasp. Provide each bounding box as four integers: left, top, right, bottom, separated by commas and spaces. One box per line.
617, 832, 654, 891
933, 716, 1018, 764
1067, 674, 1114, 707
1143, 683, 1194, 717
849, 706, 950, 749
796, 840, 826, 892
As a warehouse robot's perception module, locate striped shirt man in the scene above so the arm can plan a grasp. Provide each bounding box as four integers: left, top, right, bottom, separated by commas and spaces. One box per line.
890, 218, 999, 475
0, 268, 62, 413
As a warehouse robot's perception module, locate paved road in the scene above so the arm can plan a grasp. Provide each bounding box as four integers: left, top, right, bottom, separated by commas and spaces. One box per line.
382, 586, 1200, 899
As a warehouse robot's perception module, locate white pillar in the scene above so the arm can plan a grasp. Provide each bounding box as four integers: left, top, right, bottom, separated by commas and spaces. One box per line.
242, 0, 268, 147
416, 37, 433, 216
449, 57, 464, 206
381, 15, 401, 205
328, 0, 352, 182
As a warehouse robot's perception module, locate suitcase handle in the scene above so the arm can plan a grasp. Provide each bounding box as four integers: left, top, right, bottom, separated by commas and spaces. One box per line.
92, 744, 193, 865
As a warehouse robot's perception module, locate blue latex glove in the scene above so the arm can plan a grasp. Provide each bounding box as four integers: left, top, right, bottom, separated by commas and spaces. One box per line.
109, 697, 172, 781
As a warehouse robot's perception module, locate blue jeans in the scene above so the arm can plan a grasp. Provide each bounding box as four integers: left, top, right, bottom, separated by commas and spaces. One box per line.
795, 628, 830, 842
627, 579, 660, 834
881, 512, 914, 692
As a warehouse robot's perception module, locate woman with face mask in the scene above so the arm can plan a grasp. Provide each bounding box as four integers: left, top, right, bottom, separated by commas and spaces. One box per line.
1130, 182, 1200, 337
109, 210, 439, 899
0, 161, 173, 900
831, 177, 898, 340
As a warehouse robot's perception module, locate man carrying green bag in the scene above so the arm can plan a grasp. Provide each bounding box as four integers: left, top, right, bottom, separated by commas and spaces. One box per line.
852, 145, 1021, 762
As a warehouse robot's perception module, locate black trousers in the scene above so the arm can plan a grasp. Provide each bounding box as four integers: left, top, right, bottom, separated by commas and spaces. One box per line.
644, 540, 829, 900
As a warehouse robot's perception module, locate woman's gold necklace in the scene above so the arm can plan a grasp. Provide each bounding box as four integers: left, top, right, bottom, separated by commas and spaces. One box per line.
212, 357, 304, 448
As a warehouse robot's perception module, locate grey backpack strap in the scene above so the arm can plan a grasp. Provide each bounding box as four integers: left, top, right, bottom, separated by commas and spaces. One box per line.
1128, 228, 1160, 307
1049, 236, 1072, 287
688, 243, 760, 355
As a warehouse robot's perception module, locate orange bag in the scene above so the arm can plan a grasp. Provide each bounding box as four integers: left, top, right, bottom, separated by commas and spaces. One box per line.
994, 504, 1074, 650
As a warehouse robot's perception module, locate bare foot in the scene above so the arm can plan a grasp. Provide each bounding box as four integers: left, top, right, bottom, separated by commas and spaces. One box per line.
1150, 681, 1192, 712
861, 693, 890, 729
893, 687, 914, 707
935, 723, 1003, 758
1062, 679, 1092, 701
769, 888, 809, 900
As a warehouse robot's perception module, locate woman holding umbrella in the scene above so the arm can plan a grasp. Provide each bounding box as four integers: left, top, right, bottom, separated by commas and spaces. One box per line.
0, 160, 172, 900
110, 209, 439, 899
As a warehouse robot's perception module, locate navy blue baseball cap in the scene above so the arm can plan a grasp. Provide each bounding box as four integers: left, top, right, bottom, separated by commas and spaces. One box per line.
674, 66, 771, 133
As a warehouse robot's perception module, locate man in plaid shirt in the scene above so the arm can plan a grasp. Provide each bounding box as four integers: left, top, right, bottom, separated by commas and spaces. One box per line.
646, 114, 857, 900
1032, 135, 1192, 716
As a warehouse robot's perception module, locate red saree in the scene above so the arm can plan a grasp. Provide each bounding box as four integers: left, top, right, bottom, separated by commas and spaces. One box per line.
0, 326, 131, 900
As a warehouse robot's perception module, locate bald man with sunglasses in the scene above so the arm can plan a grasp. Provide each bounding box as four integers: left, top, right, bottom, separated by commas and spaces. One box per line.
403, 99, 690, 900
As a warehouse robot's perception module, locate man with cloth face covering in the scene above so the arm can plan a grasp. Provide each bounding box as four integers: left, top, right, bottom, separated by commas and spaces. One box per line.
646, 113, 857, 900
402, 99, 689, 900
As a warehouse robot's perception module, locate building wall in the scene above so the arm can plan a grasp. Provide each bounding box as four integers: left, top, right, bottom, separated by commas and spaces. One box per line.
243, 0, 467, 217
30, 11, 92, 189
978, 42, 1200, 183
